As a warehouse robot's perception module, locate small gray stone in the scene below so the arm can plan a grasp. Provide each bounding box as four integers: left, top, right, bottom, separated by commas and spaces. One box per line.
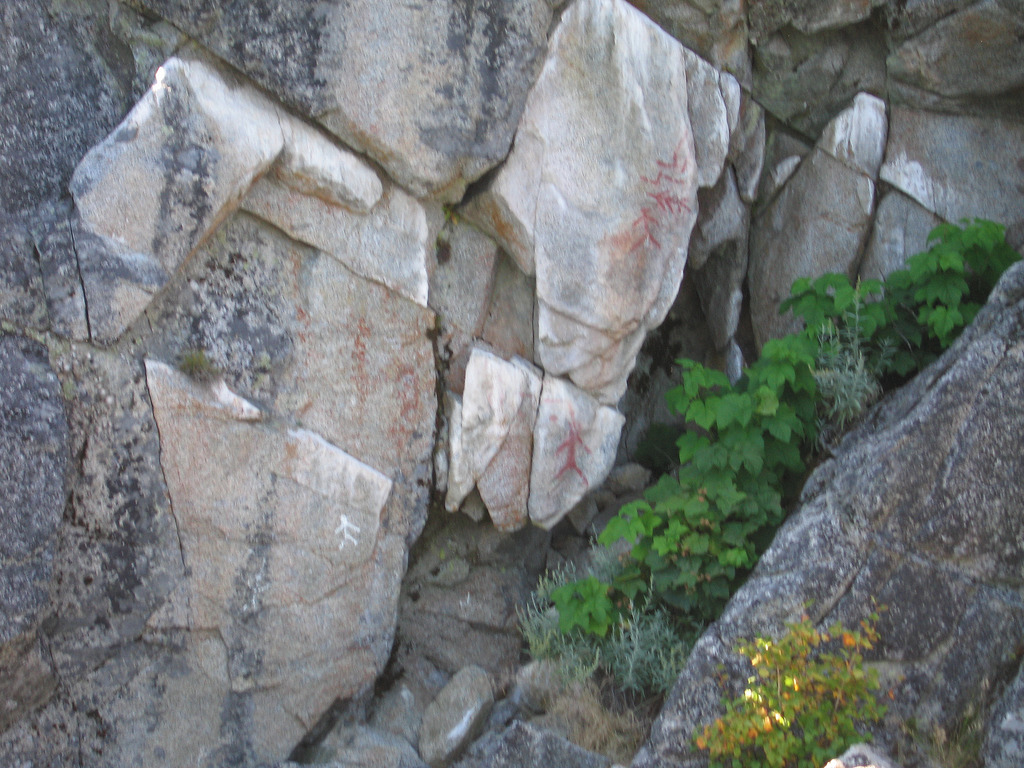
419, 666, 494, 768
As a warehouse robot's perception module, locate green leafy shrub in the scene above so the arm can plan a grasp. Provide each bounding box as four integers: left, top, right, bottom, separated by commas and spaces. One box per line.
695, 613, 886, 768
783, 219, 1020, 381
554, 332, 817, 631
520, 563, 691, 696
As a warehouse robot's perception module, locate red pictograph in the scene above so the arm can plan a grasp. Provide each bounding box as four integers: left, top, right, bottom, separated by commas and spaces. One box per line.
629, 141, 693, 254
552, 412, 591, 485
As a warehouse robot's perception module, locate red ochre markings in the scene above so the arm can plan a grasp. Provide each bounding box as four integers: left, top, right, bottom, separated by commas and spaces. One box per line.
551, 412, 591, 486
629, 141, 693, 254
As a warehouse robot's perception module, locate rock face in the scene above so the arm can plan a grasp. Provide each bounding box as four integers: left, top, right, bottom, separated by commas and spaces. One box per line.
3, 0, 1024, 765
132, 0, 555, 200
634, 262, 1024, 768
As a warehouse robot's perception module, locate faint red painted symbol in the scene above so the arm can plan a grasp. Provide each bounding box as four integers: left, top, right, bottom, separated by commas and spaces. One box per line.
552, 413, 591, 485
628, 140, 693, 254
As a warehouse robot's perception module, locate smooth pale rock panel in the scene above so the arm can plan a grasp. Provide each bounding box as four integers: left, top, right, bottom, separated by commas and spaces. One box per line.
749, 93, 885, 348
879, 107, 1024, 234
477, 357, 544, 532
817, 92, 887, 178
269, 224, 438, 546
241, 176, 429, 307
859, 191, 943, 282
529, 375, 625, 529
445, 349, 542, 530
464, 0, 699, 404
276, 118, 382, 213
70, 55, 285, 341
144, 359, 394, 764
135, 0, 554, 200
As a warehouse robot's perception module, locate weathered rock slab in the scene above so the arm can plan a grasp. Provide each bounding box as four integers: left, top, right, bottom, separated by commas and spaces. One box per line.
464, 0, 699, 403
144, 359, 396, 764
135, 0, 555, 200
528, 375, 625, 529
419, 665, 494, 768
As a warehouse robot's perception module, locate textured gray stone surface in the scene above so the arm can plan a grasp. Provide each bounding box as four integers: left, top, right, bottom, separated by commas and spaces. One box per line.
879, 107, 1024, 235
0, 0, 132, 220
454, 720, 611, 768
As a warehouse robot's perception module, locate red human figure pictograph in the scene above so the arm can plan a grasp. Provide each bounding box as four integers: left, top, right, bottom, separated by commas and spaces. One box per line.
631, 206, 661, 251
553, 413, 591, 485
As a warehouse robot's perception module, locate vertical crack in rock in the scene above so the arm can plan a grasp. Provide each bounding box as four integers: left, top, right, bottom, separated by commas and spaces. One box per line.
66, 213, 93, 342
142, 368, 187, 581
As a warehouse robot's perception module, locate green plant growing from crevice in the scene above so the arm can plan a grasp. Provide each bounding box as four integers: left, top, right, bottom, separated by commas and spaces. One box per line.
178, 348, 219, 382
519, 561, 691, 697
695, 612, 886, 768
550, 331, 818, 635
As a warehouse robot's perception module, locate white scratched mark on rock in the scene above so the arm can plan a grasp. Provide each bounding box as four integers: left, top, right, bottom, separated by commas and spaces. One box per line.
335, 514, 360, 550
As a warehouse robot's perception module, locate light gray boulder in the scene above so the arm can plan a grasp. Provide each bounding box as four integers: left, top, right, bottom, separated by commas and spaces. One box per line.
749, 94, 886, 347
241, 177, 428, 308
133, 0, 555, 200
528, 374, 625, 529
879, 107, 1024, 235
445, 348, 543, 533
859, 191, 942, 282
464, 0, 699, 404
419, 666, 494, 768
142, 360, 397, 764
633, 261, 1024, 768
70, 51, 421, 342
824, 744, 903, 768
